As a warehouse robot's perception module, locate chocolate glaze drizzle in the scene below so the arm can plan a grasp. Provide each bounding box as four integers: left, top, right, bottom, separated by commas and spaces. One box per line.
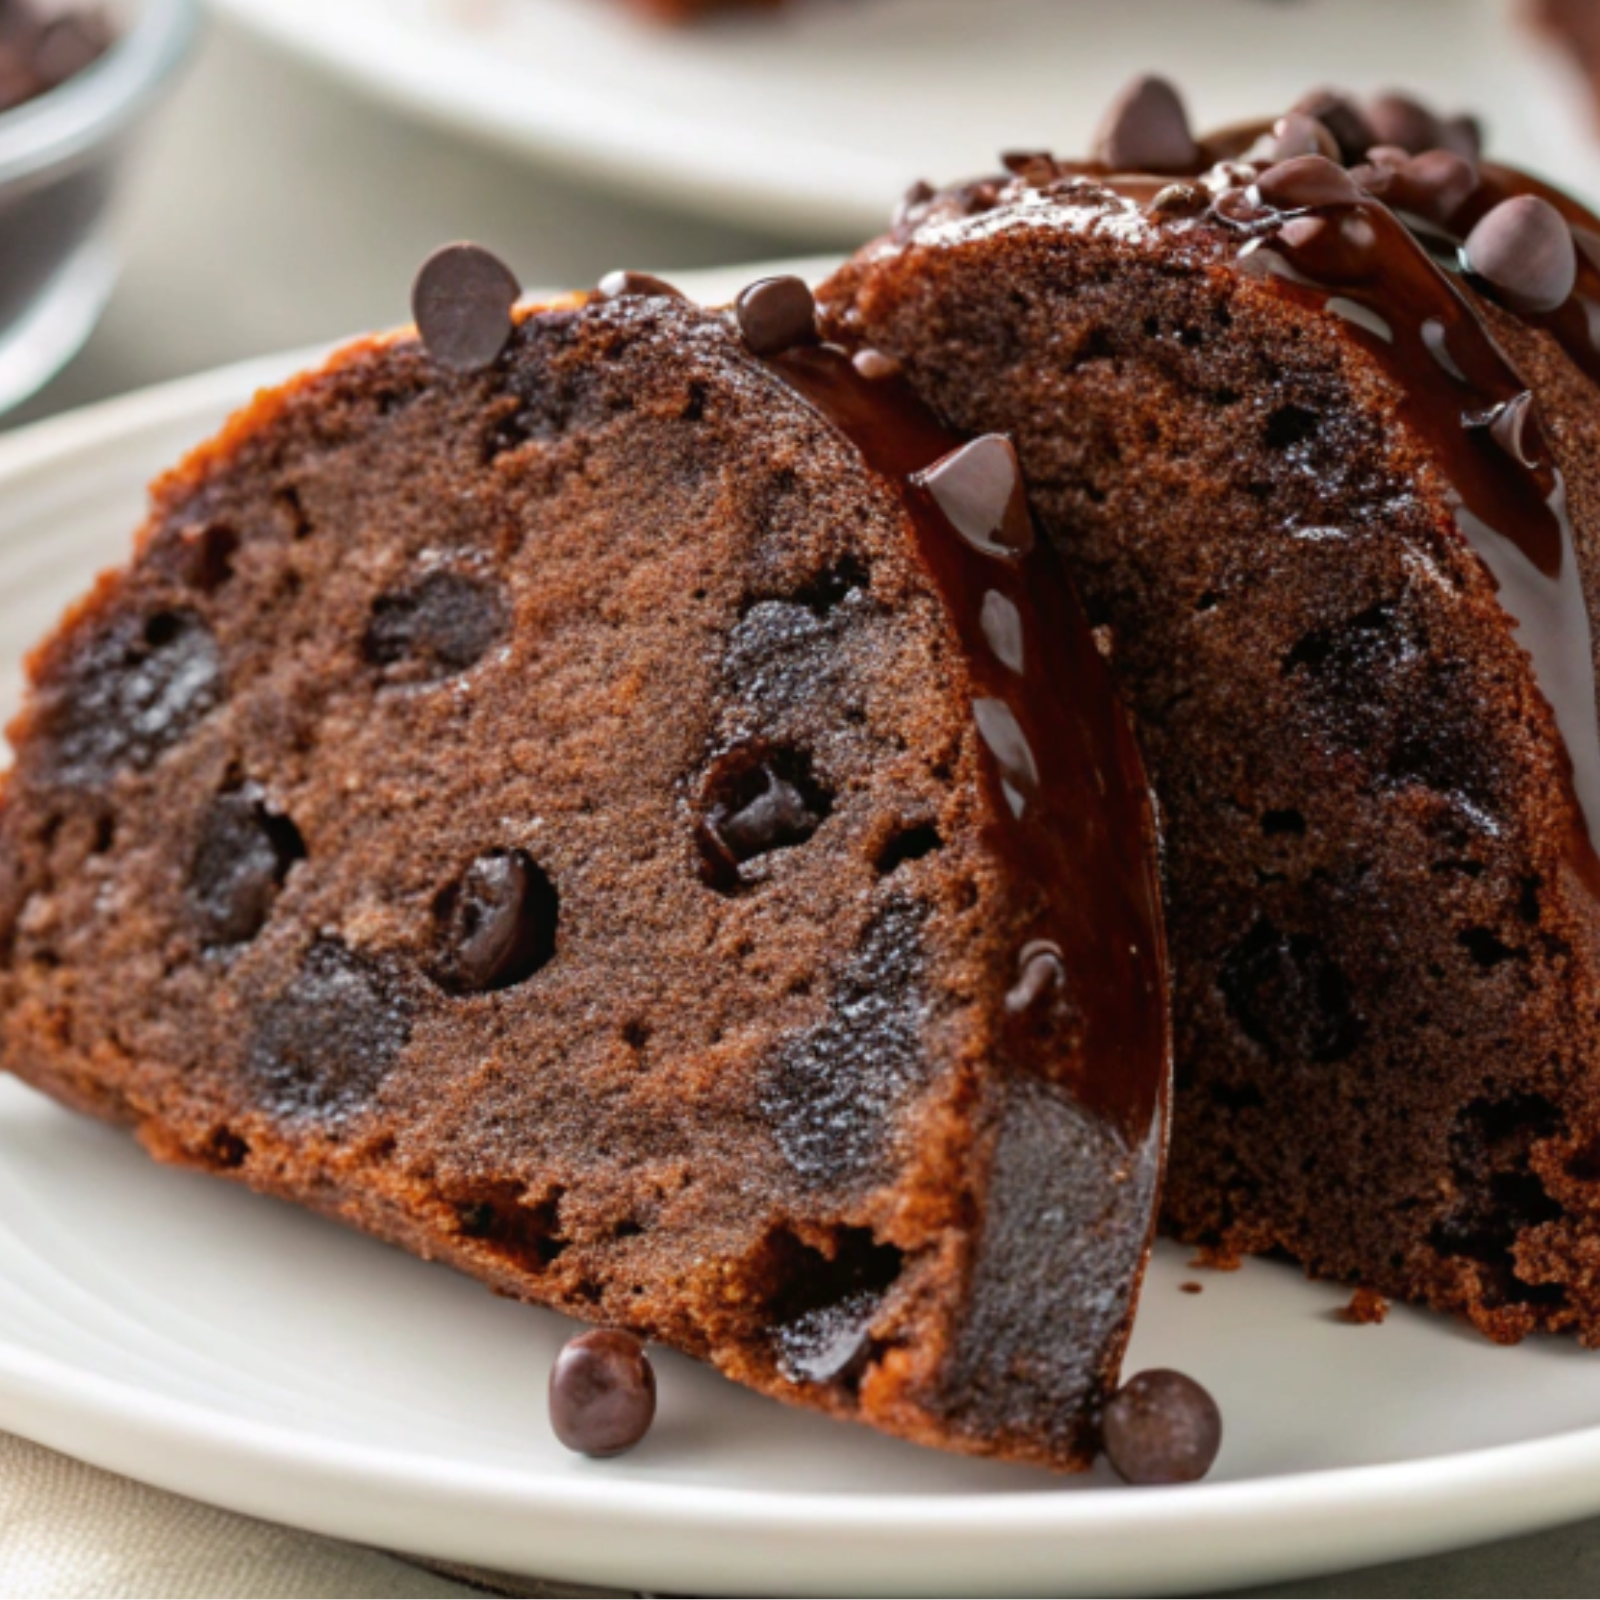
902, 119, 1600, 901
759, 342, 1170, 1144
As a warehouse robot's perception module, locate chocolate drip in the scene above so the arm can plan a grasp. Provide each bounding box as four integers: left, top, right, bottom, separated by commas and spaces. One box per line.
918, 139, 1600, 901
759, 343, 1169, 1143
1229, 193, 1600, 897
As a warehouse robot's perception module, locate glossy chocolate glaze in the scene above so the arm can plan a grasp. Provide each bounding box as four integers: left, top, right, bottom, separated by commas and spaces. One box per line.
761, 342, 1170, 1145
903, 128, 1600, 900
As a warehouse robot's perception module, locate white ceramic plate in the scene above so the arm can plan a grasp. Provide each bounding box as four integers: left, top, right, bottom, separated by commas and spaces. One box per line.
205, 0, 1600, 239
7, 266, 1600, 1598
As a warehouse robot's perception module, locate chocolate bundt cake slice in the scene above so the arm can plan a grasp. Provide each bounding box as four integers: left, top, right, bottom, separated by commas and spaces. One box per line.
822, 85, 1600, 1344
0, 264, 1169, 1469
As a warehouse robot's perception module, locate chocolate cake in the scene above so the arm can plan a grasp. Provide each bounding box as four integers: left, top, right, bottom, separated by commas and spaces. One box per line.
0, 263, 1170, 1469
822, 84, 1600, 1344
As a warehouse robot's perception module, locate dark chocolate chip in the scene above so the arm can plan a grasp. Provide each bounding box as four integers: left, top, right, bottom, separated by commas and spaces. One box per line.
435, 849, 559, 993
1101, 1368, 1223, 1485
1265, 111, 1341, 164
245, 941, 411, 1123
957, 179, 1004, 216
1290, 89, 1376, 164
1364, 92, 1440, 155
911, 435, 1035, 559
596, 269, 686, 302
364, 570, 508, 682
1255, 155, 1365, 211
1438, 113, 1485, 162
1395, 148, 1480, 225
189, 784, 306, 950
1005, 942, 1065, 1014
1000, 148, 1052, 175
1148, 182, 1207, 217
1463, 195, 1578, 314
697, 749, 831, 886
549, 1330, 657, 1458
735, 276, 818, 357
39, 609, 223, 790
1092, 75, 1199, 174
411, 244, 521, 374
894, 179, 935, 227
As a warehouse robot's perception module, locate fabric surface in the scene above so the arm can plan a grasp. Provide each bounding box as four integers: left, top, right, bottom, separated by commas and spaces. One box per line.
0, 1429, 619, 1599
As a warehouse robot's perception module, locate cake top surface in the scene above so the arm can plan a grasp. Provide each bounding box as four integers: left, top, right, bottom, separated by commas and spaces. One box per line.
856, 81, 1600, 907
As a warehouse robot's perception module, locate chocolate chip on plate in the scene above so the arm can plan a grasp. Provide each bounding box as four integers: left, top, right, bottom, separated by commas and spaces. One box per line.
1463, 195, 1578, 314
1102, 1368, 1223, 1485
596, 269, 687, 302
1255, 155, 1365, 211
735, 275, 819, 357
549, 1330, 657, 1458
411, 243, 521, 373
1092, 75, 1199, 174
912, 435, 1036, 558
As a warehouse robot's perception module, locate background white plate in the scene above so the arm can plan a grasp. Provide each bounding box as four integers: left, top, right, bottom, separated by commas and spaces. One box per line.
206, 0, 1600, 239
7, 266, 1600, 1596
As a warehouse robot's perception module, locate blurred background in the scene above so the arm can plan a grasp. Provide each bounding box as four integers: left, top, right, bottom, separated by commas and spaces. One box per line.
2, 0, 1598, 432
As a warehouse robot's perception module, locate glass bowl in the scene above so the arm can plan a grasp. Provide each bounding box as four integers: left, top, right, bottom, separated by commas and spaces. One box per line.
0, 0, 198, 415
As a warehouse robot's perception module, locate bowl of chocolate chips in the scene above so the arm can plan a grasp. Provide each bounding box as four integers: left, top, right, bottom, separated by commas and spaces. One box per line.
0, 0, 195, 413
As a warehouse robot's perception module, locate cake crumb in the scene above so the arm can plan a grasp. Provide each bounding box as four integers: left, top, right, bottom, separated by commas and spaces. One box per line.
1179, 1281, 1203, 1295
1340, 1286, 1390, 1325
1188, 1242, 1242, 1272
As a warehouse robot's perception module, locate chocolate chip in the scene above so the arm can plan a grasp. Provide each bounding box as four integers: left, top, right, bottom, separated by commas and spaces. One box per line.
1265, 111, 1342, 164
1005, 942, 1065, 1014
189, 784, 306, 950
894, 179, 935, 227
735, 276, 818, 357
1255, 155, 1365, 211
1092, 75, 1198, 174
1365, 92, 1440, 155
435, 850, 559, 993
1392, 149, 1480, 225
1001, 148, 1052, 174
245, 941, 411, 1122
596, 269, 686, 302
696, 748, 831, 887
1290, 89, 1376, 163
1463, 195, 1578, 314
411, 244, 521, 373
1148, 182, 1207, 217
956, 179, 1004, 216
1438, 113, 1485, 161
1101, 1369, 1223, 1485
549, 1330, 656, 1458
911, 435, 1036, 559
39, 610, 223, 790
364, 570, 508, 683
